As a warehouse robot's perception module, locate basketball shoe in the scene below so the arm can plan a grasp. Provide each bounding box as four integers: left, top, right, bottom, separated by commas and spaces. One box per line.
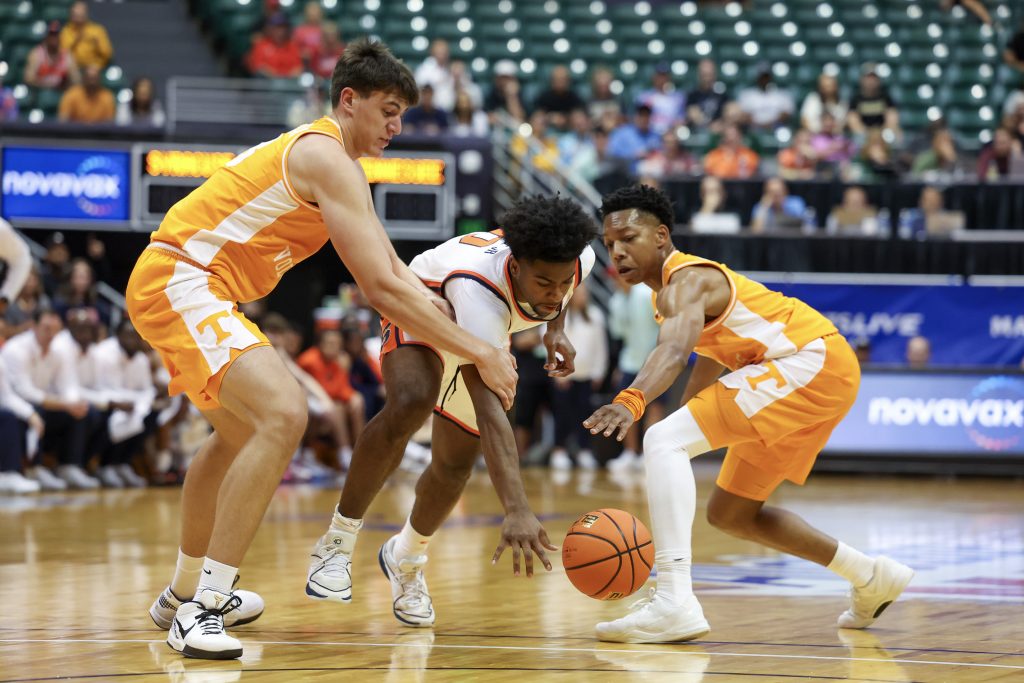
167, 589, 243, 660
306, 528, 356, 602
837, 556, 914, 629
595, 588, 710, 643
150, 579, 265, 630
378, 535, 435, 627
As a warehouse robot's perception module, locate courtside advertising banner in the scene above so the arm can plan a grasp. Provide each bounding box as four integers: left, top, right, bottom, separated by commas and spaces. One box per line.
1, 145, 131, 223
758, 280, 1024, 366
826, 372, 1024, 457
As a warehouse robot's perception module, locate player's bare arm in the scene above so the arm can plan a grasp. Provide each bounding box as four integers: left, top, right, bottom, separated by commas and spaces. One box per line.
461, 364, 556, 577
542, 307, 576, 377
585, 267, 724, 441
680, 354, 726, 406
288, 134, 518, 409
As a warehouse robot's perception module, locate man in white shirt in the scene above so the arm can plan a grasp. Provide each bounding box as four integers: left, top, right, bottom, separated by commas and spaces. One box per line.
0, 358, 44, 494
1, 308, 97, 489
0, 218, 32, 319
414, 38, 456, 111
738, 67, 794, 131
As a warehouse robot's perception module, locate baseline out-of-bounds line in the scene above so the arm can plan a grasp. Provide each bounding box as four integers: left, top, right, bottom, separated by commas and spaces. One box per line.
0, 637, 1021, 671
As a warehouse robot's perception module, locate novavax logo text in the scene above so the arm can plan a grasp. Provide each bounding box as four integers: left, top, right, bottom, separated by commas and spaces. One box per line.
868, 397, 1024, 428
2, 170, 120, 200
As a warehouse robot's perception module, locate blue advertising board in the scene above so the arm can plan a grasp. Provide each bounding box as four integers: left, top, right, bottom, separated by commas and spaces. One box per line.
825, 372, 1024, 457
1, 146, 130, 222
758, 279, 1024, 367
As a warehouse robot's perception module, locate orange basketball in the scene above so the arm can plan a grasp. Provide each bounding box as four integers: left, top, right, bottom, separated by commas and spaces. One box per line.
562, 508, 655, 600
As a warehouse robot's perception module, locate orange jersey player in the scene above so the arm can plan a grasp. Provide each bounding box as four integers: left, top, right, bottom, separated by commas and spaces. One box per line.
127, 39, 517, 661
584, 184, 914, 643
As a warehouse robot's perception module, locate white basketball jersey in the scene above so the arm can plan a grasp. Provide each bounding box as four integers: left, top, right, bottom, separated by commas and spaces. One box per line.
409, 229, 596, 336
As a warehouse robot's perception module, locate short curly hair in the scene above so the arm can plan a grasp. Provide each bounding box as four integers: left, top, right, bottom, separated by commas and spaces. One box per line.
500, 195, 597, 262
600, 184, 675, 229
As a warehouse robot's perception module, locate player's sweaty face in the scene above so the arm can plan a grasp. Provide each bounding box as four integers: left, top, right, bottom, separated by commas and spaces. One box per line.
602, 209, 663, 285
514, 259, 578, 319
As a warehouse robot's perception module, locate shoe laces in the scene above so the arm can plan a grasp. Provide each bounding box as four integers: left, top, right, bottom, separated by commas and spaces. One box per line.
396, 556, 430, 609
196, 594, 241, 635
315, 540, 351, 579
626, 587, 658, 615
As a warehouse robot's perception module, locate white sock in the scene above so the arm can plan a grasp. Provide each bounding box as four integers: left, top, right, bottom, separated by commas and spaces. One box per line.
828, 541, 875, 587
330, 508, 363, 535
169, 549, 203, 600
642, 423, 697, 605
393, 517, 431, 560
196, 557, 238, 596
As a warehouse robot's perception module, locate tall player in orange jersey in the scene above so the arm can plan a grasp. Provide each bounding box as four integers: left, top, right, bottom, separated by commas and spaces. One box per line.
126, 40, 517, 660
585, 185, 914, 643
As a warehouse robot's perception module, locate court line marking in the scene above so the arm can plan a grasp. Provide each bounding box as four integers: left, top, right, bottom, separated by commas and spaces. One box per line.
1, 637, 1021, 671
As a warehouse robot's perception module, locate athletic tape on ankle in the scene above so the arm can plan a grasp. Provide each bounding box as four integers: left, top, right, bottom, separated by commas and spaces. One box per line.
613, 388, 647, 421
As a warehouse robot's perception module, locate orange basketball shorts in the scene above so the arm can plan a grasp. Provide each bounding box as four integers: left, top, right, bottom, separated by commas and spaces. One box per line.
126, 245, 270, 411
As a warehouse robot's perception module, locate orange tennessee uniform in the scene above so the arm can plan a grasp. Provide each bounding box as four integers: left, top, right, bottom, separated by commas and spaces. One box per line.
657, 251, 861, 500
126, 116, 341, 410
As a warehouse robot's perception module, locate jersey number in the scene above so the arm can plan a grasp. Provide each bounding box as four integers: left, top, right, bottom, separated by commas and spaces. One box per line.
459, 230, 503, 248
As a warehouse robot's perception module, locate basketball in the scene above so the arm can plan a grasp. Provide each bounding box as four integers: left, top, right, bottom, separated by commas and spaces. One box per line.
562, 508, 655, 600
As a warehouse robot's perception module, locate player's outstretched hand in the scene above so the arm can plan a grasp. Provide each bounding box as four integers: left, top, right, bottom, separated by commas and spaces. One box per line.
477, 346, 518, 410
542, 328, 576, 377
492, 512, 557, 577
584, 403, 635, 441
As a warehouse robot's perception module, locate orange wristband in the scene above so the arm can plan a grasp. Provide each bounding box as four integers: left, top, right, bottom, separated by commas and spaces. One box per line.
613, 388, 647, 421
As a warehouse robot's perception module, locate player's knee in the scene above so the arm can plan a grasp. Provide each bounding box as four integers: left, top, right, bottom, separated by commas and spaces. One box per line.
257, 389, 308, 448
706, 502, 754, 536
382, 385, 435, 431
432, 456, 473, 487
642, 419, 677, 457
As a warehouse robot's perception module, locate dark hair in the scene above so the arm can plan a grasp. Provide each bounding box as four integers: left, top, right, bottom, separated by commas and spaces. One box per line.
330, 38, 418, 108
600, 183, 675, 229
500, 194, 597, 263
33, 306, 60, 324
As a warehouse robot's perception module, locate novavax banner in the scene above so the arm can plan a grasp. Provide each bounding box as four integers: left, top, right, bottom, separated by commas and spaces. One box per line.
2, 146, 130, 222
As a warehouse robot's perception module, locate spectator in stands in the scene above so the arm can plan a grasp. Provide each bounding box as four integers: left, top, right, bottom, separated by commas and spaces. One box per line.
977, 126, 1023, 180
810, 112, 854, 169
116, 76, 165, 127
777, 128, 818, 180
687, 58, 728, 132
246, 12, 303, 79
558, 109, 596, 173
54, 259, 111, 329
691, 176, 741, 232
415, 38, 455, 110
0, 358, 43, 494
297, 329, 365, 466
342, 326, 384, 420
588, 66, 621, 124
1003, 84, 1024, 122
450, 60, 482, 109
848, 67, 900, 139
4, 267, 49, 337
737, 64, 793, 130
483, 59, 525, 123
847, 129, 899, 182
293, 1, 326, 65
450, 90, 489, 137
512, 109, 560, 172
852, 337, 872, 365
25, 21, 81, 91
40, 233, 71, 297
0, 218, 32, 323
548, 283, 606, 471
58, 64, 115, 124
310, 21, 345, 80
0, 73, 16, 122
1002, 21, 1024, 72
635, 62, 685, 135
912, 125, 960, 177
899, 186, 965, 239
906, 336, 931, 368
637, 129, 695, 180
1, 309, 96, 490
607, 104, 661, 174
751, 178, 808, 233
61, 1, 113, 70
826, 186, 880, 236
703, 123, 759, 179
403, 84, 449, 135
534, 65, 585, 130
800, 73, 847, 133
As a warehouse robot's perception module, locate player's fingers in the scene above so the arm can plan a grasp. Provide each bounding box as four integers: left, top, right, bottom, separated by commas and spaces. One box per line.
533, 542, 552, 571
492, 539, 508, 564
512, 543, 521, 576
522, 542, 535, 577
539, 528, 558, 551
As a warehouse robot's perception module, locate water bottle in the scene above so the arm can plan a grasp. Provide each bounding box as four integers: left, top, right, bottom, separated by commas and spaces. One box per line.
801, 206, 818, 234
897, 209, 913, 240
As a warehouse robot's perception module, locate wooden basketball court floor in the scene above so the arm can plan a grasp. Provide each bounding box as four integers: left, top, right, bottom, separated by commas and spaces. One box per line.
1, 462, 1022, 682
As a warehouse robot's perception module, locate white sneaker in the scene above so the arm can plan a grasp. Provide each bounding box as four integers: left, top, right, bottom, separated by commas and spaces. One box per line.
57, 464, 100, 490
550, 449, 573, 470
1, 471, 40, 494
606, 449, 639, 473
97, 465, 125, 488
595, 588, 710, 643
378, 535, 434, 627
838, 556, 914, 629
116, 464, 148, 488
28, 466, 67, 491
150, 583, 265, 630
576, 450, 598, 470
306, 529, 356, 602
167, 588, 243, 660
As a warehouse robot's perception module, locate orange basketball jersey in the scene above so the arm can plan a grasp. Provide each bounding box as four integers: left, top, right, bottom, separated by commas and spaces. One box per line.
150, 116, 342, 303
656, 250, 837, 369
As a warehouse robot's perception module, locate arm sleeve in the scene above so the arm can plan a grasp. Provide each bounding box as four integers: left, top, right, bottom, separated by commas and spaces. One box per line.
591, 307, 609, 381
442, 278, 510, 364
0, 219, 32, 303
1, 347, 46, 405
578, 245, 596, 281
